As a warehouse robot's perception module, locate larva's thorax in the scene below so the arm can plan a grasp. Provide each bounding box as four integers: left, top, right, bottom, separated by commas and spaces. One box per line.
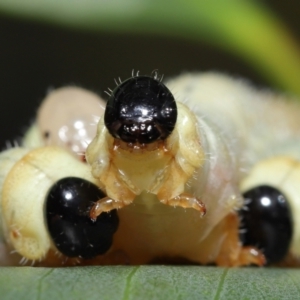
111, 141, 174, 194
86, 101, 207, 203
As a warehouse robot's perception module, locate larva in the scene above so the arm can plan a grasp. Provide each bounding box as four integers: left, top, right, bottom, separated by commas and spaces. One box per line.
0, 73, 299, 266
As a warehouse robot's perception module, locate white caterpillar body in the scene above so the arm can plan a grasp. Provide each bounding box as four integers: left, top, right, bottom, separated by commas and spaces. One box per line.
0, 73, 299, 266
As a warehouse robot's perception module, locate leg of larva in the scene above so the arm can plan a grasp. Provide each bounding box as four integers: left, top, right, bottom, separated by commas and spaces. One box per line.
89, 163, 137, 219
159, 193, 206, 217
89, 197, 130, 221
89, 167, 136, 220
274, 253, 300, 268
215, 213, 266, 266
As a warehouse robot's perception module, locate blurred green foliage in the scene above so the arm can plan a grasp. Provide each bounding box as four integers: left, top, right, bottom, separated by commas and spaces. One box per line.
1, 0, 300, 94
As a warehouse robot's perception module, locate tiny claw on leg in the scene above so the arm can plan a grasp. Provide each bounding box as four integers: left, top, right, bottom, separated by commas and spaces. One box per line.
216, 245, 266, 267
89, 197, 126, 221
215, 213, 266, 267
160, 193, 206, 216
238, 246, 266, 266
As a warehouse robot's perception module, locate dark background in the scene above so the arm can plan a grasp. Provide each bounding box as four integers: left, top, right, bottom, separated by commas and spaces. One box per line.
0, 1, 299, 149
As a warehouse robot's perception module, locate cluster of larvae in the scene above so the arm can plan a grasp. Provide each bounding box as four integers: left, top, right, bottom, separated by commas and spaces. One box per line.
0, 72, 299, 267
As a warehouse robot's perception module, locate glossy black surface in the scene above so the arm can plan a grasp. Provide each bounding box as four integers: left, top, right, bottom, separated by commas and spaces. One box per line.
45, 177, 119, 259
104, 75, 177, 144
240, 185, 293, 264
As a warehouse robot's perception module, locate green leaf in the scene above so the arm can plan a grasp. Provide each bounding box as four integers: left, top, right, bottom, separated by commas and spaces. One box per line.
1, 266, 300, 299
1, 0, 300, 95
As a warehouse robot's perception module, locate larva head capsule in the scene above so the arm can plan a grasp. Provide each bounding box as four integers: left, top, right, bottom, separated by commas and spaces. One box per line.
240, 185, 292, 264
104, 75, 177, 144
46, 177, 118, 259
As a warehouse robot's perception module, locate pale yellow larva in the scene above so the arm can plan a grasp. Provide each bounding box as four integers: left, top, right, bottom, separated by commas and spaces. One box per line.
0, 147, 98, 264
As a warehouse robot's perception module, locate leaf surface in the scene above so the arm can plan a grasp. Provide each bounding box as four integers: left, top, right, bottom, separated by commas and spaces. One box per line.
1, 266, 300, 300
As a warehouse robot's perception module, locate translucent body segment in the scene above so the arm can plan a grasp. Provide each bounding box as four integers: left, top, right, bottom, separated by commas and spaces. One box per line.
37, 86, 106, 156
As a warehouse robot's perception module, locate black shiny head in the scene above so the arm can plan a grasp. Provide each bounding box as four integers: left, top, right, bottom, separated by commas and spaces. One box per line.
240, 185, 293, 264
45, 177, 119, 259
104, 75, 177, 144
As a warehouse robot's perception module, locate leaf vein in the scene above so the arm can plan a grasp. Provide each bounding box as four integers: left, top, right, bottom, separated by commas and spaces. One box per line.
213, 268, 228, 300
36, 268, 54, 300
122, 266, 139, 300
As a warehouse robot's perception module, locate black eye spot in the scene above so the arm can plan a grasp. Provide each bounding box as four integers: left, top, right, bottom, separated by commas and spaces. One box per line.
104, 75, 177, 144
45, 177, 119, 259
240, 185, 293, 264
43, 131, 50, 139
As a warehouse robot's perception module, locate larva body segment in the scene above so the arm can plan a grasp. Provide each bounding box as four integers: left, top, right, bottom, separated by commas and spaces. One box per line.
0, 148, 30, 237
168, 73, 300, 166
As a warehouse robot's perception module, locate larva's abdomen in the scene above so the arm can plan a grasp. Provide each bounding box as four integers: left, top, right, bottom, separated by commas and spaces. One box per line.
166, 72, 300, 166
